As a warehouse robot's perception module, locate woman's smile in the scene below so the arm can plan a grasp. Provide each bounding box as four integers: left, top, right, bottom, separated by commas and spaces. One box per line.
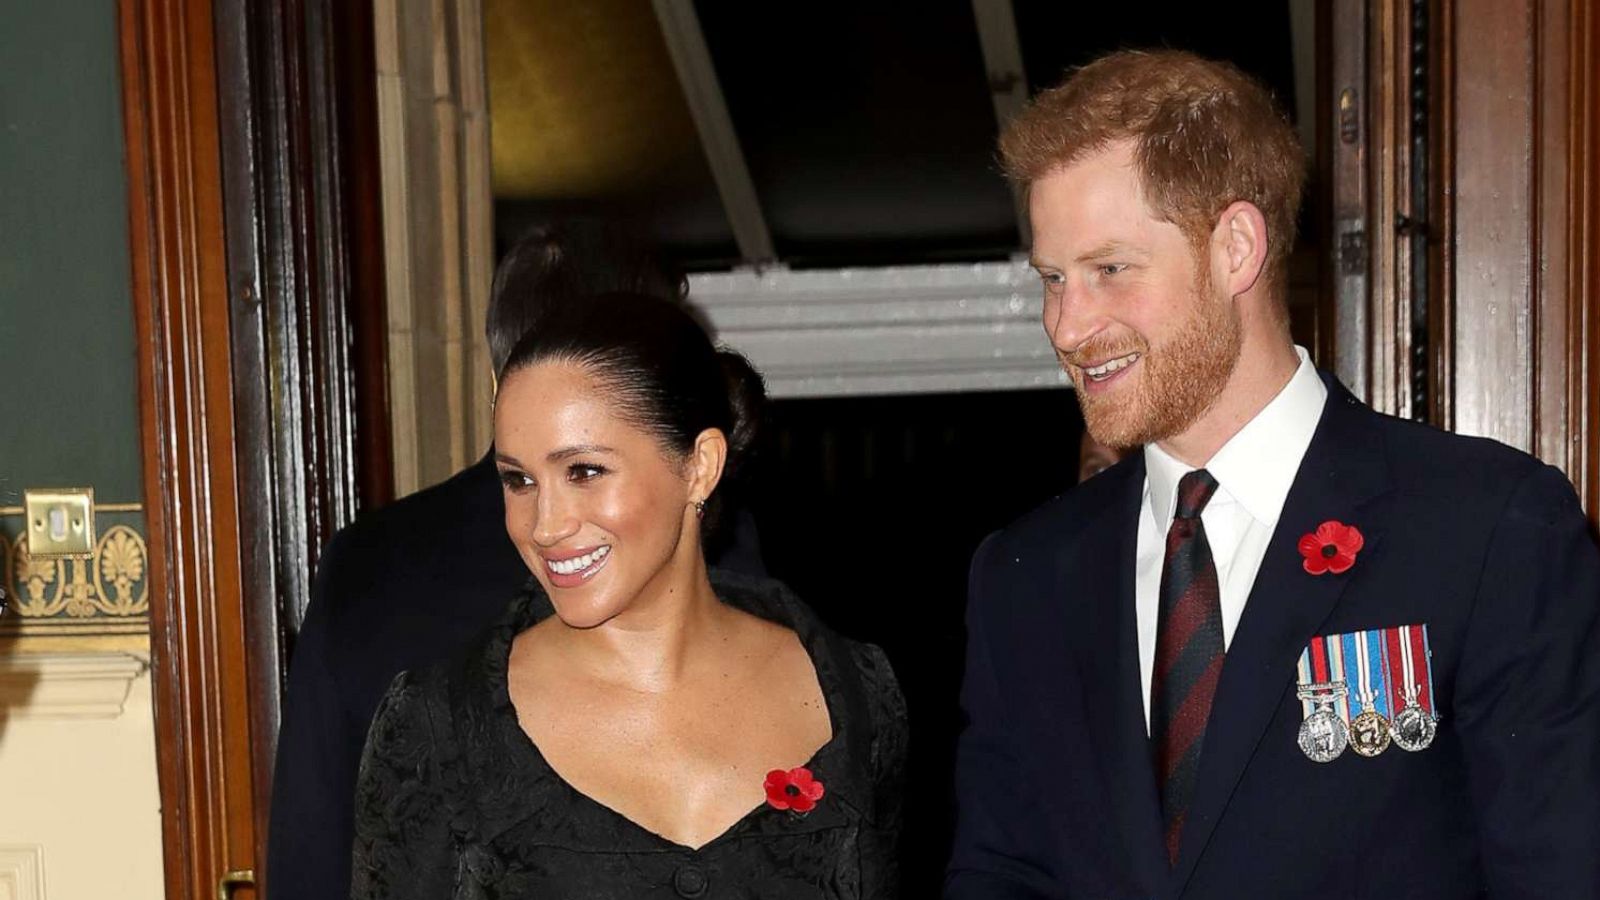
542, 544, 612, 587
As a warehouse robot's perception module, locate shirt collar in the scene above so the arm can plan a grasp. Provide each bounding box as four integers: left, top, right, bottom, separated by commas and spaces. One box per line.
1144, 345, 1326, 528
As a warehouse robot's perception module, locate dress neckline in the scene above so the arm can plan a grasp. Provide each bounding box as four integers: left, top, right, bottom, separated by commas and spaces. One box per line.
475, 572, 859, 853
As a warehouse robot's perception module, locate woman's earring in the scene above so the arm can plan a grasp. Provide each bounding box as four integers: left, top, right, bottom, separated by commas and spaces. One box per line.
693, 500, 706, 520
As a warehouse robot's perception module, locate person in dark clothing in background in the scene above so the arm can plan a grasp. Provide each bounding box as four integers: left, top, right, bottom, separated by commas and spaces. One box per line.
266, 221, 765, 899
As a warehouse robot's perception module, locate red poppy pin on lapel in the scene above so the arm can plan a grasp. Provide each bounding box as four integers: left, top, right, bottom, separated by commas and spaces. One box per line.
1299, 520, 1364, 575
764, 766, 825, 814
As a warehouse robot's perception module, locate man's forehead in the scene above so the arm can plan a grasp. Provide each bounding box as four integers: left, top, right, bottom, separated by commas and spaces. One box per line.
1028, 188, 1158, 260
1027, 149, 1177, 261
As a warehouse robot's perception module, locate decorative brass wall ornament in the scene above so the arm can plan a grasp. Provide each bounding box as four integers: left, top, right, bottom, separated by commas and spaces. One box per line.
3, 524, 149, 621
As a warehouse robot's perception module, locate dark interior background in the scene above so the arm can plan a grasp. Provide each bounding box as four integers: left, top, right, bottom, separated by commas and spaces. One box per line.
491, 1, 1304, 270
746, 389, 1084, 895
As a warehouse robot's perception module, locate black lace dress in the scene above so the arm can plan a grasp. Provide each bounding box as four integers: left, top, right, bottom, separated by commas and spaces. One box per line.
349, 571, 907, 899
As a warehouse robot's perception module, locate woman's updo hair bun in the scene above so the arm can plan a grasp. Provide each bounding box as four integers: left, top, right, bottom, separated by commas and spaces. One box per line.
715, 347, 766, 481
497, 292, 765, 530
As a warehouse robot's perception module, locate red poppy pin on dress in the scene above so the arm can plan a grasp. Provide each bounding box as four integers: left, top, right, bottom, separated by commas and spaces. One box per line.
764, 766, 825, 814
1298, 520, 1364, 575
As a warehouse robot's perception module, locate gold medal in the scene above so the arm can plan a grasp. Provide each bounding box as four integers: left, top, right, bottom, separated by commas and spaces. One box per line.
1348, 687, 1391, 757
1349, 709, 1391, 757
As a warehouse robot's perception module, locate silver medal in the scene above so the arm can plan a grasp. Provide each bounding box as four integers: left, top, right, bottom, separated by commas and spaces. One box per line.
1391, 686, 1437, 752
1295, 681, 1349, 763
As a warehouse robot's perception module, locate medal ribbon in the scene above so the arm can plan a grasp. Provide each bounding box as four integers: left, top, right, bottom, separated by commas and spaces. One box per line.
1302, 627, 1410, 722
1341, 629, 1390, 719
1416, 624, 1435, 714
1348, 630, 1371, 715
1296, 647, 1314, 718
1327, 632, 1350, 724
1301, 625, 1434, 723
1365, 628, 1390, 719
1309, 635, 1329, 684
1299, 635, 1351, 724
1383, 623, 1434, 714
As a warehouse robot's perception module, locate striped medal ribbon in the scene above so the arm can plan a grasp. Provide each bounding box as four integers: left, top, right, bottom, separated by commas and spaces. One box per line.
1295, 636, 1350, 763
1344, 629, 1392, 756
1385, 624, 1438, 752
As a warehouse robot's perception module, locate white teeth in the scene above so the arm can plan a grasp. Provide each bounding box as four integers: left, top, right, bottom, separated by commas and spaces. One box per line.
1083, 352, 1140, 380
548, 545, 610, 576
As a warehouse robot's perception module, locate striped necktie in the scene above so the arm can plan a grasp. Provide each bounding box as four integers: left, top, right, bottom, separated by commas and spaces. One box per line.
1151, 468, 1224, 865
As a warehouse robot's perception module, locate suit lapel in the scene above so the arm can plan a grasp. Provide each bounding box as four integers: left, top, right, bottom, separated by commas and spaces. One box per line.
1168, 378, 1393, 895
1075, 455, 1169, 891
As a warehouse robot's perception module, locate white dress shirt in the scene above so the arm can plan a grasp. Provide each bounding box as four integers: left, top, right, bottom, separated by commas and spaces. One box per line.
1136, 346, 1327, 730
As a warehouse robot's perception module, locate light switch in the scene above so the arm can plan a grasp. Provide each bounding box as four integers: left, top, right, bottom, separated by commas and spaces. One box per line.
24, 487, 95, 559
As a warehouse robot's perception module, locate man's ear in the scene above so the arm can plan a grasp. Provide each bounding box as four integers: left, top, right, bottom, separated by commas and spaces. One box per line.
1211, 200, 1269, 297
686, 427, 728, 508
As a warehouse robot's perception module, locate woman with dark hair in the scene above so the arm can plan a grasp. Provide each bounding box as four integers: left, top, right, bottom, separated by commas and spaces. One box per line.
350, 293, 906, 899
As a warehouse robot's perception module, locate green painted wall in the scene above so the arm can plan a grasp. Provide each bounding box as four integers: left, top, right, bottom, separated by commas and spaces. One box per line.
1, 4, 151, 635
1, 2, 143, 507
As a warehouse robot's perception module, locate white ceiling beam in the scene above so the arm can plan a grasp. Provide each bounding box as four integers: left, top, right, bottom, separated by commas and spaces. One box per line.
1288, 0, 1317, 155
651, 0, 777, 264
689, 260, 1065, 398
969, 0, 1033, 247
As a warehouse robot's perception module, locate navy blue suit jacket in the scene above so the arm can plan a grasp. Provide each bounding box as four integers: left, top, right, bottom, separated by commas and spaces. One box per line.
948, 375, 1600, 899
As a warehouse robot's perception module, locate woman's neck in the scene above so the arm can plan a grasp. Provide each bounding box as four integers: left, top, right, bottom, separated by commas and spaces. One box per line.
558, 549, 728, 693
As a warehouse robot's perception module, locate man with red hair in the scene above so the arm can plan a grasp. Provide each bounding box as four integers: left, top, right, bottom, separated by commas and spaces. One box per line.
949, 49, 1600, 899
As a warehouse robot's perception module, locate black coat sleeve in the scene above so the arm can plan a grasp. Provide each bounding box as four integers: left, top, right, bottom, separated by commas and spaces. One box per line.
1456, 464, 1600, 898
853, 641, 907, 900
267, 532, 369, 900
945, 534, 1063, 900
349, 671, 457, 900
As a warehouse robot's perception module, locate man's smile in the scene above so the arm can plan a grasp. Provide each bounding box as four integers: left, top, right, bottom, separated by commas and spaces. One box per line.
1081, 351, 1141, 382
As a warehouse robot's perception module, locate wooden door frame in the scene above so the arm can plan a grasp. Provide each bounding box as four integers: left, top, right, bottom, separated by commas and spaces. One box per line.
1434, 0, 1598, 520
121, 0, 388, 895
1323, 0, 1434, 420
1326, 0, 1598, 527
1579, 0, 1600, 519
121, 0, 255, 895
212, 0, 390, 883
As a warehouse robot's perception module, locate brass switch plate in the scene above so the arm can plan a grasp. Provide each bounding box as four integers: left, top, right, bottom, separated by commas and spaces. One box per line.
24, 488, 95, 559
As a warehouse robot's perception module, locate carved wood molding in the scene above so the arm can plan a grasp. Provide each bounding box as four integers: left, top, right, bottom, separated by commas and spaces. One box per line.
1323, 0, 1370, 395
119, 0, 260, 896
1579, 0, 1600, 519
211, 5, 390, 883
1555, 0, 1600, 521
1367, 0, 1421, 420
